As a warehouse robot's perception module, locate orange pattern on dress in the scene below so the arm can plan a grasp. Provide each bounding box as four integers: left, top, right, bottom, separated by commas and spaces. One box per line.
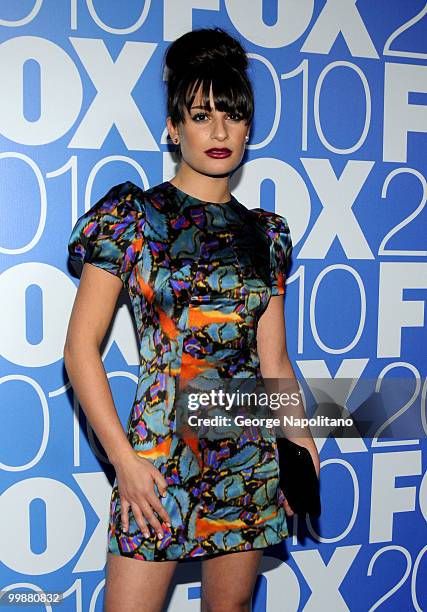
188, 307, 243, 327
194, 509, 278, 538
136, 436, 172, 460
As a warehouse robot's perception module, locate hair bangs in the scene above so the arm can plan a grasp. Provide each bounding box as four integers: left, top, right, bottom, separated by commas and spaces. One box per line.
171, 64, 253, 126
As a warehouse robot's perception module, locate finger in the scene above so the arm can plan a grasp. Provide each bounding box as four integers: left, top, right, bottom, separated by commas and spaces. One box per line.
283, 498, 294, 517
120, 499, 130, 532
129, 502, 151, 538
283, 496, 290, 508
139, 499, 165, 539
147, 489, 172, 527
153, 471, 169, 497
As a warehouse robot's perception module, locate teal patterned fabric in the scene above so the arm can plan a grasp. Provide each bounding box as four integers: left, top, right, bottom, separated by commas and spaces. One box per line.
68, 180, 293, 561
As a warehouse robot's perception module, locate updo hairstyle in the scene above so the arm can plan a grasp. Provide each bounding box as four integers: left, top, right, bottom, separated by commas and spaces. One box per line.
163, 27, 254, 135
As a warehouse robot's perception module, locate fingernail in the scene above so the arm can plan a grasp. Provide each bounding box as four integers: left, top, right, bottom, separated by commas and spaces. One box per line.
157, 532, 163, 539
144, 531, 150, 538
166, 521, 171, 527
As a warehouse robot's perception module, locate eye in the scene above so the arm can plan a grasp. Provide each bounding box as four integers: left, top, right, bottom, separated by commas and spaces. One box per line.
191, 112, 209, 121
227, 112, 243, 121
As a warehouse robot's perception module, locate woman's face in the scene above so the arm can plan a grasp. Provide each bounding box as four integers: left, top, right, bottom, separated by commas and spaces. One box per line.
167, 84, 250, 178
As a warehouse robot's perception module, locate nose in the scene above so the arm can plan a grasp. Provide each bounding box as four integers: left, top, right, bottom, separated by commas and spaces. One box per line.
210, 115, 229, 141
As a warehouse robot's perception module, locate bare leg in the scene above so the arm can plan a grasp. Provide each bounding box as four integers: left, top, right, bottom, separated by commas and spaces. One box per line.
201, 550, 264, 612
104, 552, 178, 612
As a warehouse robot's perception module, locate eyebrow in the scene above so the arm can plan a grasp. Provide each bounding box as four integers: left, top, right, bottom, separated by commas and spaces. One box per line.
190, 105, 211, 110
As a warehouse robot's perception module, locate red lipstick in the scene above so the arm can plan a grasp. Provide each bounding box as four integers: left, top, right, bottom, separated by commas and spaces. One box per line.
205, 148, 232, 158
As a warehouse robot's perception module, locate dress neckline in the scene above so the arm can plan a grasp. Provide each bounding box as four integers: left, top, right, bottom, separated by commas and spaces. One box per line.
163, 180, 236, 207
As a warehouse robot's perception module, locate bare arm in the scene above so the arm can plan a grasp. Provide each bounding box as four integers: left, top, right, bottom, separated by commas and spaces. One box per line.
257, 294, 320, 499
63, 263, 171, 537
63, 262, 135, 467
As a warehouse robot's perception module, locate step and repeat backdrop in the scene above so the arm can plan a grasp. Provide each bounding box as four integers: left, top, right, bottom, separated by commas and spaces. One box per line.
0, 1, 426, 610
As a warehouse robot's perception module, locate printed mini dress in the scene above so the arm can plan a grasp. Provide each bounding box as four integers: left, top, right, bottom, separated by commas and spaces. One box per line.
67, 179, 293, 562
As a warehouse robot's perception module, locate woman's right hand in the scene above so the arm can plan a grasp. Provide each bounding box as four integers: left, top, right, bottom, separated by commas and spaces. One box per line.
114, 453, 172, 539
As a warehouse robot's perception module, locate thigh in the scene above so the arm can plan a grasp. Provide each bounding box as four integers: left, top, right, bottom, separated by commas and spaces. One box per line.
104, 552, 178, 612
201, 550, 264, 612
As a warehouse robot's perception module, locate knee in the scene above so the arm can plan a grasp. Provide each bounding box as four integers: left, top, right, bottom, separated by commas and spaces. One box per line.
201, 598, 251, 612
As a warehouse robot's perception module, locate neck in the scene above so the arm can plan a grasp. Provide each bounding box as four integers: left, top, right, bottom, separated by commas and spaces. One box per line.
170, 164, 231, 203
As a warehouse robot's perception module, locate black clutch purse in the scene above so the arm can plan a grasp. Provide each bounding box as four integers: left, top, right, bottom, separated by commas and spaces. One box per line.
276, 437, 321, 517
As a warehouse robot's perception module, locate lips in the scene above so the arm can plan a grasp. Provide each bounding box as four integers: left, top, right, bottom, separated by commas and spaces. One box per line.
205, 148, 232, 158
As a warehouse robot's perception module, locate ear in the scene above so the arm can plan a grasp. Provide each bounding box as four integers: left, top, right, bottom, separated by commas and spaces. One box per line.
166, 116, 177, 141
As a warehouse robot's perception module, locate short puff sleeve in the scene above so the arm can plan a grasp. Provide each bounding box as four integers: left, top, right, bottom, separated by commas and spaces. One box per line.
253, 209, 293, 296
67, 181, 145, 286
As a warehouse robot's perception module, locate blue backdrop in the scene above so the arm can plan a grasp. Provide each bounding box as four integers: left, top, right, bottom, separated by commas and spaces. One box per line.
0, 1, 426, 610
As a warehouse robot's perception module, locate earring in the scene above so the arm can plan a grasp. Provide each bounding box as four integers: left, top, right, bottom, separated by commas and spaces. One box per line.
245, 135, 249, 142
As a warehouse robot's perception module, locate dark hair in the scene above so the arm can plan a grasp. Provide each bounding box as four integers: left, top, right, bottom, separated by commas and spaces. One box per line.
163, 27, 254, 130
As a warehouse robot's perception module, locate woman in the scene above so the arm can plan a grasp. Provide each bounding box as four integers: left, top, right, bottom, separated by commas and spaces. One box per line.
64, 27, 319, 612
